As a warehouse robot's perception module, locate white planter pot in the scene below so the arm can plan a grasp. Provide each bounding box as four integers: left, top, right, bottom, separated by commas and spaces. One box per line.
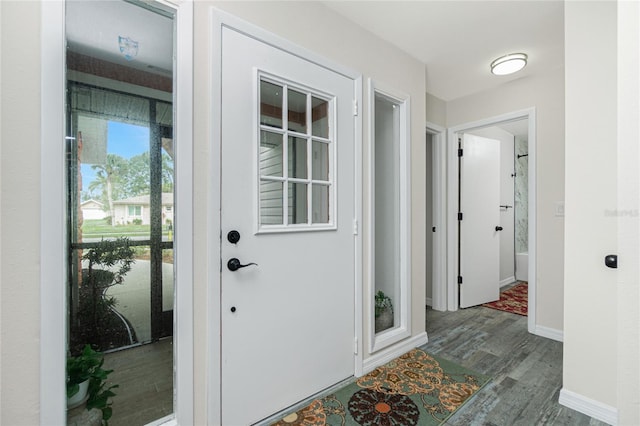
67, 379, 90, 409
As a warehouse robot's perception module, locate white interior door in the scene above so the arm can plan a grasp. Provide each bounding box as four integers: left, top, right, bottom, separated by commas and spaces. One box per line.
220, 28, 356, 425
459, 133, 501, 308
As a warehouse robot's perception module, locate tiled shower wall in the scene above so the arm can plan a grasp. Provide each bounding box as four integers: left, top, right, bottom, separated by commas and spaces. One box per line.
515, 135, 528, 253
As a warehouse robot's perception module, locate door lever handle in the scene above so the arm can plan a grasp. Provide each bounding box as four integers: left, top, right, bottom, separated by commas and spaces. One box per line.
495, 226, 504, 231
227, 258, 258, 272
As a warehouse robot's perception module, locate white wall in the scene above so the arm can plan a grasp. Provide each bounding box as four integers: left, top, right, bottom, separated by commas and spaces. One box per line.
446, 67, 565, 332
1, 2, 42, 424
426, 92, 446, 127
562, 2, 638, 422
470, 126, 516, 286
616, 2, 640, 423
563, 0, 617, 409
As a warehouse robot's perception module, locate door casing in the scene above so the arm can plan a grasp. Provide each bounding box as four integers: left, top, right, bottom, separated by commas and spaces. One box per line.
209, 9, 364, 424
445, 108, 537, 334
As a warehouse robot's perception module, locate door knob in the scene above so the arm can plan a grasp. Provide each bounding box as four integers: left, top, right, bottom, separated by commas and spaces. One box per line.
227, 258, 258, 272
495, 226, 503, 231
605, 254, 617, 269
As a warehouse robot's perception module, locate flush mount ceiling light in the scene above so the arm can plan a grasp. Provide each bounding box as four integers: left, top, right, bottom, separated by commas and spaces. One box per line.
490, 53, 528, 76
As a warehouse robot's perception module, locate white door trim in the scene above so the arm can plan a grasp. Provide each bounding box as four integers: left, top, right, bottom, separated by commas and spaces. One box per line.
40, 3, 67, 423
209, 8, 363, 423
40, 1, 194, 424
426, 122, 447, 312
446, 108, 537, 335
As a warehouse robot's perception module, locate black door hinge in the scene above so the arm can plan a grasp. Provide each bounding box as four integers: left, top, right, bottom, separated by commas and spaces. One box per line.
458, 276, 463, 284
458, 148, 464, 157
458, 212, 463, 221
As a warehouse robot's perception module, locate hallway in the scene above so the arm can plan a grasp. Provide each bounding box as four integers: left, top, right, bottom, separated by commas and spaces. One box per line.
424, 307, 607, 425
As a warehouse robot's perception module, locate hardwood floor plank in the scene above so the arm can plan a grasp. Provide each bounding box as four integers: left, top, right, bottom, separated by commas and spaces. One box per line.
101, 339, 173, 425
423, 307, 610, 426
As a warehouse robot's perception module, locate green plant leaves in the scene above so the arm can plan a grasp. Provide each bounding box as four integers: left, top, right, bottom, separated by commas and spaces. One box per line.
67, 344, 118, 425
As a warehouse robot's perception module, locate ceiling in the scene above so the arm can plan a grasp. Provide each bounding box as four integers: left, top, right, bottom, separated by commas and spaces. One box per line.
323, 1, 564, 102
66, 1, 173, 77
66, 1, 562, 137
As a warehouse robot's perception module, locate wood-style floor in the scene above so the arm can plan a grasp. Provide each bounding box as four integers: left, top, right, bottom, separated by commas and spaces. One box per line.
101, 338, 173, 426
424, 306, 609, 426
97, 307, 609, 426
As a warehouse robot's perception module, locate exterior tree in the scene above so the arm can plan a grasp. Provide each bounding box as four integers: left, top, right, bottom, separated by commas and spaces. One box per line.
121, 151, 174, 197
88, 154, 128, 226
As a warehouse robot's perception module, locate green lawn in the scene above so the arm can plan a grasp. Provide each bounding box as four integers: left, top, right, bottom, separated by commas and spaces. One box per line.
82, 219, 170, 238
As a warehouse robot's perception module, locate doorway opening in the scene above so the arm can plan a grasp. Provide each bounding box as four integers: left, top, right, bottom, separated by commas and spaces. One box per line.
425, 124, 447, 312
445, 109, 536, 334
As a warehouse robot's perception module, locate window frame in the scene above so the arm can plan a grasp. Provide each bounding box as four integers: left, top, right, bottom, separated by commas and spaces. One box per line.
39, 1, 194, 425
367, 79, 412, 354
255, 71, 338, 234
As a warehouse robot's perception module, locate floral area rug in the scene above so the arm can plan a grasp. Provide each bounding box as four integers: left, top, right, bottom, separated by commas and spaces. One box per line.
482, 281, 528, 316
272, 348, 490, 426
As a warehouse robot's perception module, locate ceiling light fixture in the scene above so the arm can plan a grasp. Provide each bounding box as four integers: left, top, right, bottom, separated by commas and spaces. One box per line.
490, 53, 528, 76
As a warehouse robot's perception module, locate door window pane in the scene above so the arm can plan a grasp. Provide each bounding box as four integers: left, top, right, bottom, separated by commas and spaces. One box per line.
260, 180, 284, 225
312, 184, 330, 223
287, 89, 307, 133
261, 81, 283, 128
312, 141, 329, 181
312, 97, 329, 138
288, 182, 308, 224
260, 131, 284, 177
288, 136, 308, 179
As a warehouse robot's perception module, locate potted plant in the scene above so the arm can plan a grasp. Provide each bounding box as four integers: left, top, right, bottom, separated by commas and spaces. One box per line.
67, 344, 118, 424
374, 290, 394, 333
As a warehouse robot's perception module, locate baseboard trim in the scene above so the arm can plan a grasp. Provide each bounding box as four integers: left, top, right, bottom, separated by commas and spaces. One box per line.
500, 276, 516, 288
425, 297, 433, 307
534, 325, 563, 342
559, 388, 618, 425
362, 332, 428, 375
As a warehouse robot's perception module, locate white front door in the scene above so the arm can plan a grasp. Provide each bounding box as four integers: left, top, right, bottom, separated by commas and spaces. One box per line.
459, 133, 501, 308
220, 27, 356, 425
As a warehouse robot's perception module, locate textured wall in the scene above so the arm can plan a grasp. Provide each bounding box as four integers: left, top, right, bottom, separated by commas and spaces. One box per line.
515, 136, 529, 254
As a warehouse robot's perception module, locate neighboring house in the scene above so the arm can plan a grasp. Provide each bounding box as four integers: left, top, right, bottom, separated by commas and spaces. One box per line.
112, 193, 174, 225
80, 199, 106, 220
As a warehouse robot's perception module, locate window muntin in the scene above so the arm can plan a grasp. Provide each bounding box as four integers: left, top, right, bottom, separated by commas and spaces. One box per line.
258, 75, 335, 231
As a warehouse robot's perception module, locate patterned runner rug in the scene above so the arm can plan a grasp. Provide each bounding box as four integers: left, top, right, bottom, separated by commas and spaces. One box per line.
482, 281, 528, 316
272, 348, 490, 426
